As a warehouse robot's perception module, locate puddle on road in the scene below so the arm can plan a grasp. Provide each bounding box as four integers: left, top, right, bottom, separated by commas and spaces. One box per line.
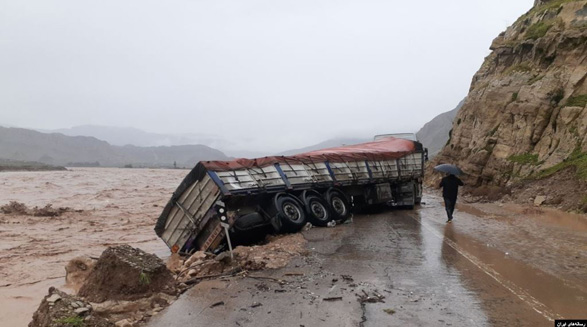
426, 219, 587, 320
458, 202, 587, 233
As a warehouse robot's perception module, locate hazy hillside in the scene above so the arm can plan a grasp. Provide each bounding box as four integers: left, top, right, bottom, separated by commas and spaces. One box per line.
46, 125, 227, 148
416, 98, 465, 157
43, 125, 268, 158
0, 126, 229, 168
277, 137, 370, 156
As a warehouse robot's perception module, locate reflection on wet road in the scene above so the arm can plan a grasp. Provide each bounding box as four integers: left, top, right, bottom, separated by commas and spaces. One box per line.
148, 193, 587, 327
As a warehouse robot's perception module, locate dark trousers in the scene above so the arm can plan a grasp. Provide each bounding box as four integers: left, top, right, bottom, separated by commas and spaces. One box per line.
444, 197, 456, 220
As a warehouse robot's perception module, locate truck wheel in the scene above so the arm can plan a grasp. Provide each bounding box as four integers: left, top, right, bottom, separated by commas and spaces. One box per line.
304, 195, 332, 227
275, 195, 307, 233
326, 190, 351, 222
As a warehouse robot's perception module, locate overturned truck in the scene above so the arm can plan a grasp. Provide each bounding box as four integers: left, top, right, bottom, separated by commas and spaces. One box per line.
155, 136, 426, 255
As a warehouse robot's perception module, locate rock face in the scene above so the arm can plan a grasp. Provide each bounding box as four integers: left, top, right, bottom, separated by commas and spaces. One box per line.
435, 0, 587, 192
78, 245, 176, 303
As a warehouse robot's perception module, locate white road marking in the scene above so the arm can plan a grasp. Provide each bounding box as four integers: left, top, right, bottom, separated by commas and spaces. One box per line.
411, 213, 562, 322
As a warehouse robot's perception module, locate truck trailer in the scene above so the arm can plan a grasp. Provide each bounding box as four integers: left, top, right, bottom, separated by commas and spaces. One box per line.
155, 136, 426, 255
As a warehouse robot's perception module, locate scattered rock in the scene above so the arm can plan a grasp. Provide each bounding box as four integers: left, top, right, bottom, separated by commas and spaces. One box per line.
215, 251, 232, 263
114, 319, 134, 327
29, 287, 114, 327
74, 307, 90, 315
46, 294, 61, 304
534, 195, 546, 206
165, 253, 183, 273
184, 251, 207, 267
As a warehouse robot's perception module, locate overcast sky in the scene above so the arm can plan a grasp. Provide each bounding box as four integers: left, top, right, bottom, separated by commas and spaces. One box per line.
0, 0, 533, 153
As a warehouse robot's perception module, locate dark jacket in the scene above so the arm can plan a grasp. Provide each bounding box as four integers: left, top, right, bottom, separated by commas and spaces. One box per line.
439, 175, 464, 200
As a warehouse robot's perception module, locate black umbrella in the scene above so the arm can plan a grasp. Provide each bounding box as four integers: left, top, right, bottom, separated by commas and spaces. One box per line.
434, 164, 463, 176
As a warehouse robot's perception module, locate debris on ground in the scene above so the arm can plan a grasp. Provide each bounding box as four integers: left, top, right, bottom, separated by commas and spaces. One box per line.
176, 233, 308, 283
534, 195, 546, 207
90, 292, 176, 325
234, 233, 308, 270
1, 201, 29, 215
0, 201, 77, 217
323, 296, 343, 301
341, 275, 354, 282
357, 290, 385, 303
209, 301, 225, 308
29, 287, 114, 327
78, 245, 176, 303
165, 253, 183, 273
383, 308, 396, 315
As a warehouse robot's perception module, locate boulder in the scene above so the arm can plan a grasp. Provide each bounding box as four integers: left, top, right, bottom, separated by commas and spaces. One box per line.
78, 245, 176, 303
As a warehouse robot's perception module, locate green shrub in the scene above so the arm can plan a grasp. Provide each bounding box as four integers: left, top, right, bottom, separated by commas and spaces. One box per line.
508, 153, 540, 165
535, 150, 587, 180
537, 0, 581, 12
565, 94, 587, 107
511, 92, 519, 102
139, 271, 151, 285
55, 316, 84, 327
525, 21, 554, 40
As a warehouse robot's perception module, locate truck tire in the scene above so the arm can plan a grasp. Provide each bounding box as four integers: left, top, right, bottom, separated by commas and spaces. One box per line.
275, 195, 307, 233
326, 190, 351, 222
304, 195, 332, 227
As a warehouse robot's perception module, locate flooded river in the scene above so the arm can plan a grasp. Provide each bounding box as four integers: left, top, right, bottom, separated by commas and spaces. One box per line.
1, 168, 585, 326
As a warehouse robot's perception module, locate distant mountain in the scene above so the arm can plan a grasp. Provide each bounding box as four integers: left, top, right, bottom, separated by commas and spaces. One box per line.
416, 98, 465, 158
45, 125, 226, 148
42, 125, 267, 158
0, 127, 229, 168
277, 137, 371, 156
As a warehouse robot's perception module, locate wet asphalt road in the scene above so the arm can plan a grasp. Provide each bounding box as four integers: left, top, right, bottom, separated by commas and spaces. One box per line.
147, 193, 587, 327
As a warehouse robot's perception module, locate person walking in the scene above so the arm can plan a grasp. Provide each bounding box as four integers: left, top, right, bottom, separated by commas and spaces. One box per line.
439, 173, 463, 222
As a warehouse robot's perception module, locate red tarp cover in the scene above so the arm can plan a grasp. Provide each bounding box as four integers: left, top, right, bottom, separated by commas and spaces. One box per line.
201, 137, 416, 171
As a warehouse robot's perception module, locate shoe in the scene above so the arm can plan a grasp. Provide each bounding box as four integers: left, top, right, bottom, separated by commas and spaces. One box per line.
446, 219, 452, 223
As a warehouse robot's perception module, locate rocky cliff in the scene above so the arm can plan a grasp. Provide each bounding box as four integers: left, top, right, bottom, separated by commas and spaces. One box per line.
434, 0, 587, 208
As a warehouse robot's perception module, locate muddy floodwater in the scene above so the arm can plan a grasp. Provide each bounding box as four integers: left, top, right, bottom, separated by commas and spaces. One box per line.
0, 168, 186, 327
1, 168, 586, 326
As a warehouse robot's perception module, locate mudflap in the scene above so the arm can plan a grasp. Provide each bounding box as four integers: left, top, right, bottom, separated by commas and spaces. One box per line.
395, 181, 416, 208
270, 214, 283, 232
